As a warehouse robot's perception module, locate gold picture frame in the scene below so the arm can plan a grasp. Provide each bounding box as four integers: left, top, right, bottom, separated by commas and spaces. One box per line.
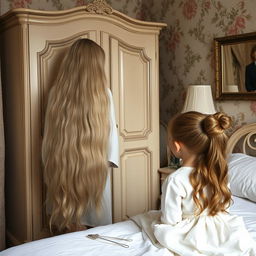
214, 32, 256, 100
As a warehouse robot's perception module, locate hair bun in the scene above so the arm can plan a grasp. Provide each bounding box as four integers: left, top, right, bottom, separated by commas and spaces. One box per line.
202, 112, 232, 137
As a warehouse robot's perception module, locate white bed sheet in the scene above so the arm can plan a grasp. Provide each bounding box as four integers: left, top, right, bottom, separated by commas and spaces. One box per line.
1, 196, 255, 256
230, 196, 256, 240
0, 220, 171, 256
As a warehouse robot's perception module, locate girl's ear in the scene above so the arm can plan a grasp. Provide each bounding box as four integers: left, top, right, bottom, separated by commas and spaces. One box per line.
173, 141, 182, 153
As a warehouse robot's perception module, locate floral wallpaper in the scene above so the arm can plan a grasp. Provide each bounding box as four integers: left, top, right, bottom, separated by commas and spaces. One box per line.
0, 0, 255, 136
0, 0, 142, 14
135, 0, 256, 128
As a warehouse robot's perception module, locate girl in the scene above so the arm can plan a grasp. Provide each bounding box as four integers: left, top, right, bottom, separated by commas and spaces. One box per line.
42, 39, 119, 233
154, 111, 256, 255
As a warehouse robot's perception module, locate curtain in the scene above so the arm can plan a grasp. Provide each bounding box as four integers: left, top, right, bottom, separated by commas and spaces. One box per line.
222, 45, 236, 91
223, 43, 255, 93
0, 59, 5, 251
231, 44, 250, 92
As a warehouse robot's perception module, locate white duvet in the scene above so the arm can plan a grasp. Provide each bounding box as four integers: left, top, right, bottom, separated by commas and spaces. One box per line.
230, 196, 256, 240
0, 220, 171, 256
1, 196, 255, 256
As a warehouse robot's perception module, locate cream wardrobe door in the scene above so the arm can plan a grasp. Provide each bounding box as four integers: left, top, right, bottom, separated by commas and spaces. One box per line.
101, 32, 160, 222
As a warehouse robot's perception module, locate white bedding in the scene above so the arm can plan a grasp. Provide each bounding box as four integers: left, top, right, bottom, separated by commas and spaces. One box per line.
230, 196, 256, 240
0, 220, 171, 256
1, 196, 255, 256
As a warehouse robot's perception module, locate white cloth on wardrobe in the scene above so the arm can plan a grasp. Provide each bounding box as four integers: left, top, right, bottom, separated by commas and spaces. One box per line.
106, 88, 119, 168
153, 166, 256, 256
81, 88, 119, 227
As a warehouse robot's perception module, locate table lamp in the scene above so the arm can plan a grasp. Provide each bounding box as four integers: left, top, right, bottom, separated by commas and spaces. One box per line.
181, 84, 216, 114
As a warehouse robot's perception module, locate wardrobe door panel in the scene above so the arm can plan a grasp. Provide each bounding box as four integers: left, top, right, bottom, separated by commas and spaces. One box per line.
106, 34, 159, 222
119, 43, 150, 138
122, 149, 151, 218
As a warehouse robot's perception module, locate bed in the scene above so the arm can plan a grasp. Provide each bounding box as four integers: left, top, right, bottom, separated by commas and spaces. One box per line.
1, 123, 256, 256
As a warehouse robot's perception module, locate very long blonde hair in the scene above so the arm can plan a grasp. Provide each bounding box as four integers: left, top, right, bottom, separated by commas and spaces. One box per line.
169, 111, 232, 216
42, 39, 110, 231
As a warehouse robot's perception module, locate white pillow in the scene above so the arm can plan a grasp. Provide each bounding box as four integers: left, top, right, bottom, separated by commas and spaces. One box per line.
228, 153, 256, 202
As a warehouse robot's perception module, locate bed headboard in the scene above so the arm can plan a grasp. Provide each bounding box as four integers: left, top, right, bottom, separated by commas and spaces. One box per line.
227, 123, 256, 157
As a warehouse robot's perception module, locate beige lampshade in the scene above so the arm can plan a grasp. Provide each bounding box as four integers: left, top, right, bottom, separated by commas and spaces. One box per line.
182, 85, 216, 114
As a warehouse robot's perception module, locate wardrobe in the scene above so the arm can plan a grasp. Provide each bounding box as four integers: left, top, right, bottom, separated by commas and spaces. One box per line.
0, 0, 165, 244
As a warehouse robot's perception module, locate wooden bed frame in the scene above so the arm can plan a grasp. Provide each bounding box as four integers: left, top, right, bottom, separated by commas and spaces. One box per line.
227, 123, 256, 156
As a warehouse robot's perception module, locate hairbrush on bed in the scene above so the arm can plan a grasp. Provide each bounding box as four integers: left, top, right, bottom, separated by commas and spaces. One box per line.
86, 234, 132, 248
